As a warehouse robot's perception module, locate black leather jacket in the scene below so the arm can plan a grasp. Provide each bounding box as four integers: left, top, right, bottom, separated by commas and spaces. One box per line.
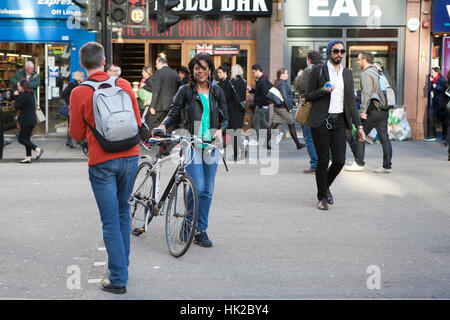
163, 83, 229, 134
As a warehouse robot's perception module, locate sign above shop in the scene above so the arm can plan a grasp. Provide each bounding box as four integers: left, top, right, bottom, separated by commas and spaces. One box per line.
213, 44, 240, 55
432, 1, 450, 33
152, 0, 273, 17
0, 0, 79, 19
284, 0, 407, 27
114, 17, 256, 40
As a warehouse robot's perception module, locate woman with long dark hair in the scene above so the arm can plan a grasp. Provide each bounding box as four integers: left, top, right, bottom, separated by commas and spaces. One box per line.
14, 79, 43, 163
154, 54, 228, 247
268, 68, 305, 150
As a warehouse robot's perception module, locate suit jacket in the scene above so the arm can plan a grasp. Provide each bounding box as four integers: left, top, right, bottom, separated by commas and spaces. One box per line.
150, 66, 179, 112
306, 63, 361, 130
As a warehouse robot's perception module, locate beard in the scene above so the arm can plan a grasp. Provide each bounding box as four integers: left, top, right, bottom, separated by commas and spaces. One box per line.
330, 56, 342, 65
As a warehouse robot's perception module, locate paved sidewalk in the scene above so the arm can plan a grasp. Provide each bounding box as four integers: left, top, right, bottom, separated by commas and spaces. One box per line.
1, 137, 87, 162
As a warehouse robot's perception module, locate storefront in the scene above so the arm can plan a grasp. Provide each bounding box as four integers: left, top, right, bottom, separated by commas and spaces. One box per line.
431, 0, 450, 78
283, 0, 407, 107
112, 0, 273, 88
0, 0, 95, 135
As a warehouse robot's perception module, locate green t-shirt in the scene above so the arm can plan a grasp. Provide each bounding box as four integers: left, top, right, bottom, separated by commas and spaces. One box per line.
198, 93, 212, 148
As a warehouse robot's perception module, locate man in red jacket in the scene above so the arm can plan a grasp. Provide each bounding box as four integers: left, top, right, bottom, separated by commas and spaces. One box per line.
69, 42, 142, 294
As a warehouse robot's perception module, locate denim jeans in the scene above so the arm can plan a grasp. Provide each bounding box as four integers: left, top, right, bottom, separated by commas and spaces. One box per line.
185, 148, 219, 232
355, 108, 392, 169
89, 156, 139, 287
302, 125, 317, 170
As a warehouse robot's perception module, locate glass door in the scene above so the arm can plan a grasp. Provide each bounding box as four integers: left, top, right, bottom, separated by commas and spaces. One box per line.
288, 41, 329, 85
44, 43, 70, 134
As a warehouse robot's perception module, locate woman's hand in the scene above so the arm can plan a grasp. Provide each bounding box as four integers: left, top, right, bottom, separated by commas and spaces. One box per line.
152, 124, 166, 137
213, 129, 223, 144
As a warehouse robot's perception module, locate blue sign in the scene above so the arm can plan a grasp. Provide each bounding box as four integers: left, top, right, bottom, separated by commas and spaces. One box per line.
432, 0, 450, 33
0, 0, 80, 19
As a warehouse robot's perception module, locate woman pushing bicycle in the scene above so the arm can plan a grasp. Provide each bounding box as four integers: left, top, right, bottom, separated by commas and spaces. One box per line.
153, 54, 229, 248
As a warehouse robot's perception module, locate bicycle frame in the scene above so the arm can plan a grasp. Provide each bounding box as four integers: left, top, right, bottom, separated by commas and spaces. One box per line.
148, 146, 188, 217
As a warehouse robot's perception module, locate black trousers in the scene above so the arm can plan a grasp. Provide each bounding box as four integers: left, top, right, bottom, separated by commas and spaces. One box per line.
18, 125, 37, 157
311, 115, 346, 201
355, 107, 392, 169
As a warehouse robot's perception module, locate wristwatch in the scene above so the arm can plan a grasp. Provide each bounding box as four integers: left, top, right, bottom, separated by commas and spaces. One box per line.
358, 125, 364, 130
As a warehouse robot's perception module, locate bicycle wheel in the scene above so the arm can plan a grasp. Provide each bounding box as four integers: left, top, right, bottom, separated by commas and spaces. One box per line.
165, 173, 198, 257
130, 161, 155, 236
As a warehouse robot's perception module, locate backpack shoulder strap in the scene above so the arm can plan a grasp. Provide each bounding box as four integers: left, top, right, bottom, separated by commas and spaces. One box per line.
80, 76, 117, 92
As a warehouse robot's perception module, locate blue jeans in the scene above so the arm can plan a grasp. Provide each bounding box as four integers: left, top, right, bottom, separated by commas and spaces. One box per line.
88, 156, 139, 287
302, 125, 317, 170
185, 148, 219, 232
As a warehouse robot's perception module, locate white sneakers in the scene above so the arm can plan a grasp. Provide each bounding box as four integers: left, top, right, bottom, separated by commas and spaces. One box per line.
344, 162, 392, 173
275, 131, 283, 144
373, 167, 392, 173
344, 162, 365, 172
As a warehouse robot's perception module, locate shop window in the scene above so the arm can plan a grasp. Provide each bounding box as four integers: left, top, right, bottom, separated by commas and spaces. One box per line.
287, 29, 342, 38
347, 42, 397, 94
346, 29, 398, 38
236, 50, 248, 81
113, 43, 146, 87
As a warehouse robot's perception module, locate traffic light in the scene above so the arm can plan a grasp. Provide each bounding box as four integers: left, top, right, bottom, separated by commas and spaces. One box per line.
72, 0, 100, 31
110, 0, 128, 23
110, 0, 148, 27
157, 0, 180, 33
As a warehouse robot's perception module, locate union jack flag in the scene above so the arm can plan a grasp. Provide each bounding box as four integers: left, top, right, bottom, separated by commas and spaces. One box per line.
196, 44, 213, 55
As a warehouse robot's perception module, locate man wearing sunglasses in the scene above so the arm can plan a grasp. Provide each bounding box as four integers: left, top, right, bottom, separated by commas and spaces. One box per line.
306, 40, 365, 210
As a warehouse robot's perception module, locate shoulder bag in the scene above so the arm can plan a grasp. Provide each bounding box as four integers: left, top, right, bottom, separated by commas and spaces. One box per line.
295, 65, 323, 125
267, 86, 284, 106
229, 79, 248, 112
35, 107, 46, 123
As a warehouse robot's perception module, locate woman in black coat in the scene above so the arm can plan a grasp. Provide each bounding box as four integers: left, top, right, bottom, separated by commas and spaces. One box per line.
14, 79, 43, 163
426, 67, 447, 141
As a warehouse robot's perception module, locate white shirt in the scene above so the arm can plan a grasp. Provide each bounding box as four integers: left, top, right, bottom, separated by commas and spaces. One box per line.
327, 60, 344, 114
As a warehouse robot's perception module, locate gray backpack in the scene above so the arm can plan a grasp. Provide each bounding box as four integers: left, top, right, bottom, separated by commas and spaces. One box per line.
368, 69, 396, 110
81, 77, 140, 152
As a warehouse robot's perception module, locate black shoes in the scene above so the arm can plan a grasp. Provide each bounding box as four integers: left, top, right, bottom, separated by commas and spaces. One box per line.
317, 198, 329, 210
296, 143, 305, 150
326, 188, 333, 205
35, 148, 44, 160
194, 230, 213, 247
101, 279, 126, 294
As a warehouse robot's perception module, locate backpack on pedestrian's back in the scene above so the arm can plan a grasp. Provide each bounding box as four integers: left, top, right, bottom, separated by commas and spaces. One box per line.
82, 76, 140, 152
369, 69, 396, 110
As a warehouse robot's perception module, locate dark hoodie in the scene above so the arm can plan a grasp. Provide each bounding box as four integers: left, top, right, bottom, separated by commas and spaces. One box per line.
249, 72, 273, 107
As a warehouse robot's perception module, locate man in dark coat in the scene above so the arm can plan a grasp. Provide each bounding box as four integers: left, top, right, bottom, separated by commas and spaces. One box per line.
146, 57, 179, 131
306, 40, 365, 210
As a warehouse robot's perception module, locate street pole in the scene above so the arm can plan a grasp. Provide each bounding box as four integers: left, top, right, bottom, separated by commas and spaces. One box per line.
101, 0, 112, 65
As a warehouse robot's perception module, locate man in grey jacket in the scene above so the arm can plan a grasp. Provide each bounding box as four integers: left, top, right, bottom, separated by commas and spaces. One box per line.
345, 51, 392, 173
